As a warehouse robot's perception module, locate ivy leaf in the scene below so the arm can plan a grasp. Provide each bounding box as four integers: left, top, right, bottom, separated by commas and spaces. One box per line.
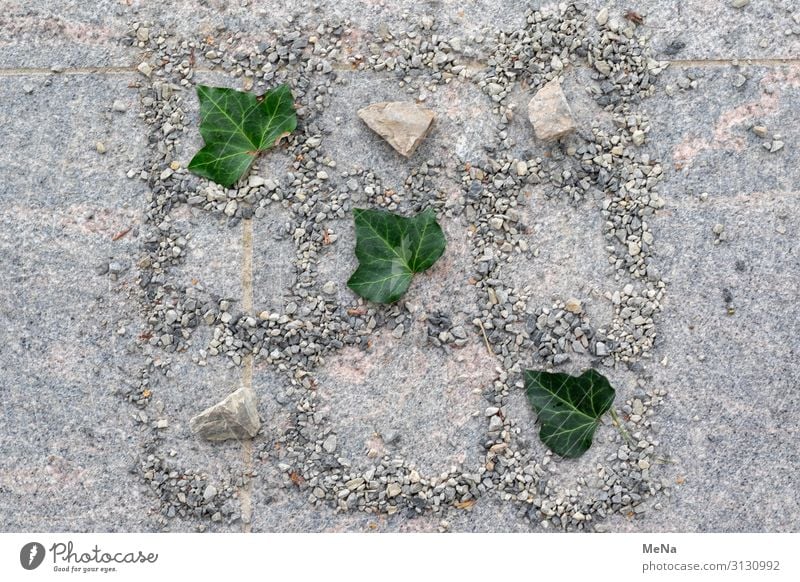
188, 84, 297, 188
347, 207, 446, 304
524, 369, 616, 458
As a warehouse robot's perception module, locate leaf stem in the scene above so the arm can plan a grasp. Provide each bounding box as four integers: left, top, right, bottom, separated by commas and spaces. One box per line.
476, 319, 495, 357
609, 408, 635, 447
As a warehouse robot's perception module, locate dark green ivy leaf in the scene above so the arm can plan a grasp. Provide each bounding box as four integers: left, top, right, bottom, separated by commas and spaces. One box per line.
347, 207, 446, 304
524, 369, 616, 458
188, 84, 297, 188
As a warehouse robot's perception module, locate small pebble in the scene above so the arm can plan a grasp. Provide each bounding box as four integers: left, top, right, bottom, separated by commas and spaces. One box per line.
203, 485, 218, 501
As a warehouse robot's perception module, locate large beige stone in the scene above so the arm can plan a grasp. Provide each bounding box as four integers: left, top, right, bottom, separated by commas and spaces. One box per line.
357, 101, 435, 156
527, 78, 576, 141
189, 387, 260, 441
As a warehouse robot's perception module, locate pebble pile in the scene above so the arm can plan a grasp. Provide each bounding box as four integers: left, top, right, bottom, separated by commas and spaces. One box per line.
119, 2, 674, 531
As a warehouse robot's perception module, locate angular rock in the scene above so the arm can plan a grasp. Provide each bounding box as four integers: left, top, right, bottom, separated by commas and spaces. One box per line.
527, 78, 576, 141
136, 61, 153, 77
189, 387, 260, 441
357, 101, 435, 156
386, 483, 402, 498
322, 434, 337, 453
203, 484, 218, 501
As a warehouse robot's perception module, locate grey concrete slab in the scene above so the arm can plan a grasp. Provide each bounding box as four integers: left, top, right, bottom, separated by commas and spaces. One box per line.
0, 295, 149, 533
605, 191, 800, 532
252, 208, 296, 313
168, 207, 243, 301
595, 62, 800, 532
313, 217, 361, 306
0, 184, 148, 532
3, 0, 800, 534
251, 362, 294, 437
0, 74, 144, 210
147, 352, 246, 480
317, 72, 495, 193
314, 329, 496, 475
0, 73, 150, 532
0, 1, 133, 68
408, 217, 481, 327
642, 64, 799, 183
501, 192, 615, 325
143, 350, 247, 532
0, 352, 152, 532
624, 0, 800, 61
